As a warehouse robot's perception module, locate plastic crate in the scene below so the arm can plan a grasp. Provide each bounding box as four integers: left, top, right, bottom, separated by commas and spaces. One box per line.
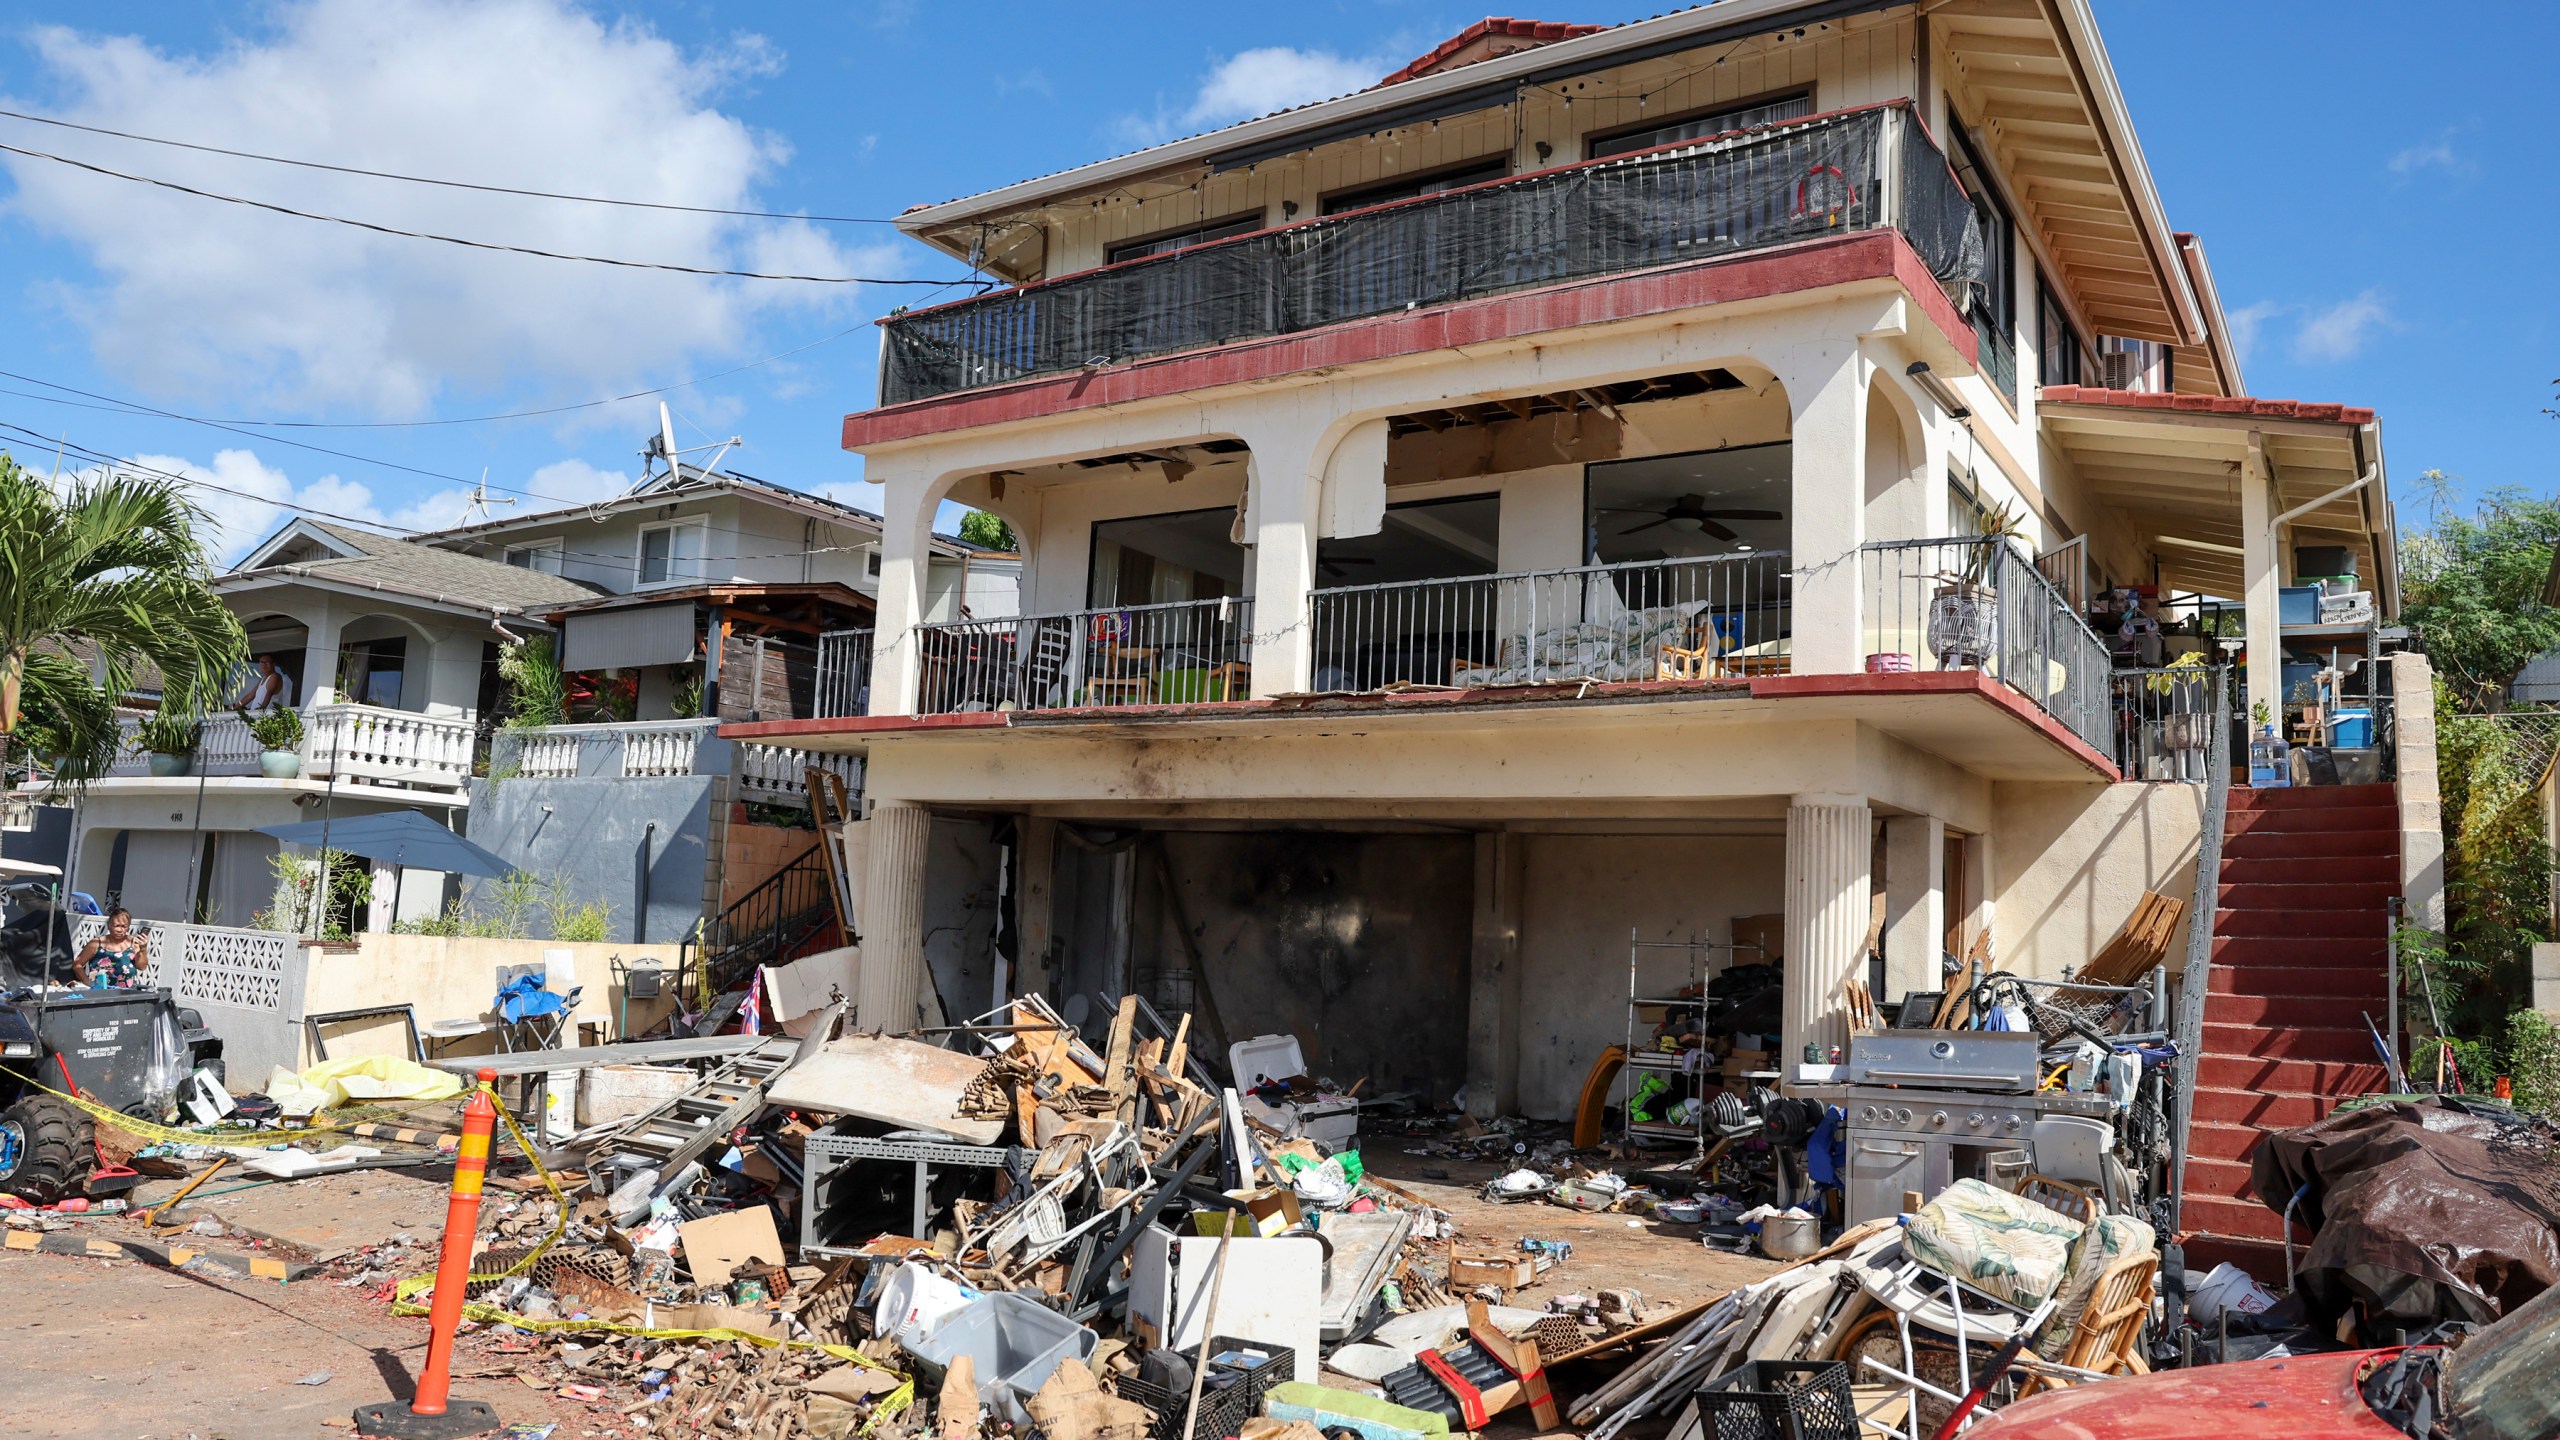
1121, 1336, 1296, 1440
1692, 1360, 1858, 1440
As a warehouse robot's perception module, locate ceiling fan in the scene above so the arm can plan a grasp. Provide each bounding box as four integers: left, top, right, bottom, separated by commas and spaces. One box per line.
1318, 555, 1377, 578
1601, 494, 1783, 541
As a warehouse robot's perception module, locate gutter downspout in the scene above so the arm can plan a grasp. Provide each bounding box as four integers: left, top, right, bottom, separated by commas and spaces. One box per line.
2271, 464, 2377, 534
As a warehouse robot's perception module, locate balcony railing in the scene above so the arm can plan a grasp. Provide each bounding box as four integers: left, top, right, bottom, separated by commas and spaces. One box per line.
1858, 537, 2112, 755
105, 703, 475, 790
1308, 552, 1792, 693
915, 596, 1254, 715
880, 102, 1981, 405
491, 719, 860, 809
815, 627, 876, 718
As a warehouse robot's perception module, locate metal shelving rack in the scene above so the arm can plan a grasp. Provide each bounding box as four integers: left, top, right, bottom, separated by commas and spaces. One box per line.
1621, 929, 1765, 1153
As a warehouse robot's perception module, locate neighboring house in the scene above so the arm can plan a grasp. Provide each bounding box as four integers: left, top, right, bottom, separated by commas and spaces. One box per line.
737, 6, 2429, 1277
54, 450, 1012, 952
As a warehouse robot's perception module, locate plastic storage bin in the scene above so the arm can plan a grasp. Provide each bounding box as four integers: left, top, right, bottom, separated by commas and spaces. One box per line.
1121, 1336, 1296, 1440
2331, 708, 2374, 748
2278, 585, 2322, 625
1692, 1360, 1857, 1440
905, 1292, 1099, 1423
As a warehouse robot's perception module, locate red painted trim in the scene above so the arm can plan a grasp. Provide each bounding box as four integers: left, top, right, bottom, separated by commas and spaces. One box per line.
723, 666, 2119, 779
842, 231, 1975, 449
2039, 384, 2375, 426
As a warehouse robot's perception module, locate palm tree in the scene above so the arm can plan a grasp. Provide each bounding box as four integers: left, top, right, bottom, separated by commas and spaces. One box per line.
0, 452, 247, 787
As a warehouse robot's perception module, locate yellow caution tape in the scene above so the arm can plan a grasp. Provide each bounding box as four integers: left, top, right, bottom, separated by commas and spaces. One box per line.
30, 1079, 458, 1148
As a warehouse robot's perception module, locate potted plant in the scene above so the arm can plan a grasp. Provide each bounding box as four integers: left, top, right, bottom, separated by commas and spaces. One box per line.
240, 704, 305, 778
132, 707, 202, 777
1926, 501, 2026, 670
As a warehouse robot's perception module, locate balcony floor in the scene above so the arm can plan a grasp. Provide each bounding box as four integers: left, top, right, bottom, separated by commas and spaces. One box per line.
728, 669, 2116, 785
72, 774, 474, 807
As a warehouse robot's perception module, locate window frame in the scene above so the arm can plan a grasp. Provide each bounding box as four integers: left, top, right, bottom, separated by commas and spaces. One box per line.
1581, 88, 1815, 160
1104, 211, 1266, 266
634, 517, 710, 589
503, 536, 566, 575
1948, 119, 2020, 409
1319, 155, 1513, 217
2037, 275, 2089, 389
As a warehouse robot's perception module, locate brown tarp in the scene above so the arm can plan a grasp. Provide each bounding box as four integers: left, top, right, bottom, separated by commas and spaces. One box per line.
2249, 1099, 2560, 1332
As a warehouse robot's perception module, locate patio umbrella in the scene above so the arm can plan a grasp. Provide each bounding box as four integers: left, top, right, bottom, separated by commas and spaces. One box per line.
255, 809, 518, 924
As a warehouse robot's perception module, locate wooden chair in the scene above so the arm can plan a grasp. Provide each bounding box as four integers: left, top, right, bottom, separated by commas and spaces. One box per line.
2015, 1253, 2158, 1396
2015, 1172, 2099, 1225
1656, 639, 1724, 681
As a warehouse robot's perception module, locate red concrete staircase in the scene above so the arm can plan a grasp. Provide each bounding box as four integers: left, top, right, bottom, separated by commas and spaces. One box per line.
2182, 783, 2398, 1269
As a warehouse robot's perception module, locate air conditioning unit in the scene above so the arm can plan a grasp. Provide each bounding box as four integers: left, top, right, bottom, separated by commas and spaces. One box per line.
2098, 349, 2147, 391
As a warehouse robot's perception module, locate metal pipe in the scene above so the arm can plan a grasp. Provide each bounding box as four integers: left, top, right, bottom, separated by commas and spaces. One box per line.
2270, 465, 2376, 533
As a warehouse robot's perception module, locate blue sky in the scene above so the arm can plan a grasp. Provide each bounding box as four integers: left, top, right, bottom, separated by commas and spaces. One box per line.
0, 1, 2548, 559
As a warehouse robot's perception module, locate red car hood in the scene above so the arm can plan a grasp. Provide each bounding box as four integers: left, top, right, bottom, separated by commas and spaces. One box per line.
1963, 1350, 2408, 1440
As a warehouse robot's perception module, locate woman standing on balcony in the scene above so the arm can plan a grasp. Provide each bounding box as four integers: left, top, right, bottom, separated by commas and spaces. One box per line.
74, 908, 149, 989
234, 653, 292, 711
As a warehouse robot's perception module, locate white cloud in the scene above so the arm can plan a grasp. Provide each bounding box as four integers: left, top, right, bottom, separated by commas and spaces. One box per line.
2225, 300, 2284, 363
1, 0, 903, 418
2291, 290, 2390, 364
112, 446, 631, 563
2388, 133, 2460, 175
1184, 47, 1382, 129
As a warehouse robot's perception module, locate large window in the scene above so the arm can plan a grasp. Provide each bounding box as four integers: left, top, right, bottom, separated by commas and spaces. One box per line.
1949, 122, 2018, 403
1585, 444, 1791, 565
1086, 507, 1246, 609
637, 519, 707, 587
1321, 157, 1510, 216
1314, 494, 1502, 585
1105, 213, 1264, 265
505, 537, 565, 575
1584, 91, 1813, 159
2038, 277, 2088, 388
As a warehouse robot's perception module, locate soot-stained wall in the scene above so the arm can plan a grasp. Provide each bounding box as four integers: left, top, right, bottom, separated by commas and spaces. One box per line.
1147, 830, 1472, 1102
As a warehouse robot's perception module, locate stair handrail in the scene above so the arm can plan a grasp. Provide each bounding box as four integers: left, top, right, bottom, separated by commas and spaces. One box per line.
708, 838, 835, 985
2165, 662, 2233, 1234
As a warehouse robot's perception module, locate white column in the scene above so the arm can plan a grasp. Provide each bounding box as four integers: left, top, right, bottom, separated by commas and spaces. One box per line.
868, 464, 937, 717
301, 604, 344, 708
423, 630, 482, 719
1784, 792, 1873, 1064
2393, 652, 2445, 932
855, 801, 934, 1032
1775, 342, 1871, 675
2240, 433, 2282, 729
1242, 417, 1328, 698
1881, 814, 1946, 1005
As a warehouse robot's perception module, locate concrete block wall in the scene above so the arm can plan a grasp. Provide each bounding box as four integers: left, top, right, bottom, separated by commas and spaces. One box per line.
713, 804, 820, 917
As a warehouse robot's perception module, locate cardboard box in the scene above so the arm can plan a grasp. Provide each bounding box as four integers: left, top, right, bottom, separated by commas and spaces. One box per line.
1199, 1187, 1304, 1237
678, 1206, 785, 1286
1449, 1248, 1537, 1294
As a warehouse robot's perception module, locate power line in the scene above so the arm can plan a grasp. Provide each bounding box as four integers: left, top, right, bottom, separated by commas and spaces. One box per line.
0, 105, 908, 226
0, 418, 428, 534
0, 140, 990, 287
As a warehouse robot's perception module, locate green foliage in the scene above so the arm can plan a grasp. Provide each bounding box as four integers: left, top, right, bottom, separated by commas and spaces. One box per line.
958, 508, 1018, 552
2398, 480, 2560, 708
496, 635, 568, 730
0, 451, 248, 787
669, 666, 703, 720
2431, 686, 2553, 1030
256, 847, 372, 939
2507, 1009, 2560, 1116
395, 869, 615, 942
131, 705, 203, 755
2438, 1035, 2500, 1093
238, 703, 303, 751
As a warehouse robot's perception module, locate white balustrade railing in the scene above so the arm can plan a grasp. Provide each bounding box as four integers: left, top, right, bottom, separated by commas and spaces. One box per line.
739, 743, 863, 808
619, 721, 718, 777
305, 704, 476, 789
513, 730, 584, 778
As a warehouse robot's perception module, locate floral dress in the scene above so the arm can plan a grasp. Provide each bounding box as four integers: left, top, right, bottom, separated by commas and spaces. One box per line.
86, 937, 144, 988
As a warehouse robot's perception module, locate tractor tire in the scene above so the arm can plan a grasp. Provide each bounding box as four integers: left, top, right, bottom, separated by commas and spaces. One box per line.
0, 1094, 95, 1203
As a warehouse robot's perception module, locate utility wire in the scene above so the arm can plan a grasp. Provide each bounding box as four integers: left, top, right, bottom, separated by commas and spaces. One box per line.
0, 140, 989, 287
0, 105, 906, 225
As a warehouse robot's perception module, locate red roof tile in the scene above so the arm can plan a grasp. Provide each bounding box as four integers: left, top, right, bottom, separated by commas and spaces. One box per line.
2038, 385, 2374, 426
1377, 17, 1616, 86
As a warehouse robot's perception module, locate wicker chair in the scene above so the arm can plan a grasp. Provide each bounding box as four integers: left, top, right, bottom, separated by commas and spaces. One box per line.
2015, 1253, 2159, 1396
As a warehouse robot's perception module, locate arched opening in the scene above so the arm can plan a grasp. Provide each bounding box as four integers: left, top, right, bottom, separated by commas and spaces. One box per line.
333, 613, 433, 711
237, 612, 313, 711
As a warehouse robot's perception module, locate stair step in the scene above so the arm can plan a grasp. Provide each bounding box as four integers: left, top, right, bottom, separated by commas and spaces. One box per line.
2182, 1152, 2264, 1196
2210, 936, 2387, 967
2226, 784, 2395, 811
2220, 830, 2400, 861
2202, 1021, 2384, 1063
2203, 993, 2378, 1029
2207, 965, 2386, 1000
2197, 1054, 2389, 1095
2224, 804, 2398, 835
2216, 881, 2400, 911
2185, 1088, 2342, 1129
2214, 907, 2392, 938
2177, 1235, 2289, 1285
2180, 1196, 2292, 1244
2218, 855, 2402, 885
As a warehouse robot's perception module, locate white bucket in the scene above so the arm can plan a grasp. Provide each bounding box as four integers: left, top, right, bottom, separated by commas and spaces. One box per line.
2188, 1262, 2279, 1324
875, 1262, 977, 1349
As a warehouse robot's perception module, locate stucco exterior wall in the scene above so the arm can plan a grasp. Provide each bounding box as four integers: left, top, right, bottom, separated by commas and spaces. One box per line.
464, 773, 714, 945
1988, 779, 2204, 981
298, 932, 684, 1065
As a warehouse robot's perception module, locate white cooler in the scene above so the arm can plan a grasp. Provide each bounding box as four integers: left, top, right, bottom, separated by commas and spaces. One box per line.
1229, 1033, 1361, 1148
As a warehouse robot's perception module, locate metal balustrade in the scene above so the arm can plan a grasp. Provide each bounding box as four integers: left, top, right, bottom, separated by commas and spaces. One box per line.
914, 596, 1255, 714
815, 628, 876, 718
1306, 551, 1793, 693
881, 103, 1981, 405
1858, 536, 2112, 755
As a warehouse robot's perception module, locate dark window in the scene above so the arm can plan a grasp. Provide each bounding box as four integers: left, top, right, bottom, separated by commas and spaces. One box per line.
1949, 122, 2017, 402
1105, 213, 1263, 266
1087, 507, 1245, 609
1585, 91, 1814, 159
1586, 443, 1792, 566
2038, 277, 2086, 387
1313, 494, 1502, 586
1320, 157, 1511, 216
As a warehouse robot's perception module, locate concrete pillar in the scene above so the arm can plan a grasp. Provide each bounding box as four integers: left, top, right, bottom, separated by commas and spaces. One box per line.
2240, 433, 2282, 729
1881, 814, 1946, 1004
2392, 651, 2445, 933
423, 631, 483, 719
855, 801, 934, 1032
1465, 830, 1526, 1119
868, 463, 938, 717
1784, 792, 1873, 1063
1240, 411, 1334, 698
1774, 341, 1870, 675
302, 604, 344, 707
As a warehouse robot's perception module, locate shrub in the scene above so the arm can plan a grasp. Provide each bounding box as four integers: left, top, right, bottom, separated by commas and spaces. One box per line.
2507, 1010, 2560, 1116
132, 707, 203, 755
